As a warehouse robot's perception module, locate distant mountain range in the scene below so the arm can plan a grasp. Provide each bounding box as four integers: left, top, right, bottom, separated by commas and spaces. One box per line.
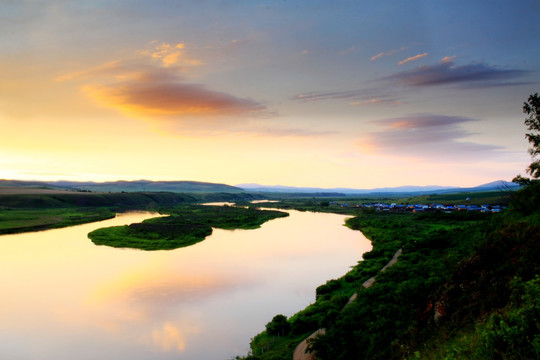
0, 179, 244, 193
236, 180, 520, 195
0, 179, 520, 195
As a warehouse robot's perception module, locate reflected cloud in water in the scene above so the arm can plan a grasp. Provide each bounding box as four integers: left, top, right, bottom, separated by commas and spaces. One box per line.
0, 210, 370, 359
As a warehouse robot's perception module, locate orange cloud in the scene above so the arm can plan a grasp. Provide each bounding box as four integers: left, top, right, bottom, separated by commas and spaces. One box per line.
83, 77, 265, 118
370, 46, 406, 61
398, 52, 428, 66
152, 322, 188, 352
139, 41, 202, 67
61, 59, 265, 119
56, 40, 269, 127
441, 56, 456, 63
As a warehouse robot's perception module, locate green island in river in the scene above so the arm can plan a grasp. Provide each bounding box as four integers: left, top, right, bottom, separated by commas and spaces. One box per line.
88, 205, 289, 250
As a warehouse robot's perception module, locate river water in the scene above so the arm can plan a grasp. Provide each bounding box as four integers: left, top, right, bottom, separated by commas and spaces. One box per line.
0, 209, 371, 360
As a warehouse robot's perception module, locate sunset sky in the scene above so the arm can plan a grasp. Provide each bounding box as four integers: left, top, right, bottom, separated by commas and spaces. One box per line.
1, 0, 539, 188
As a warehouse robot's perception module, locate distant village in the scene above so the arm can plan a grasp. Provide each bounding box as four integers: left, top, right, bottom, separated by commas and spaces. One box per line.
329, 201, 506, 213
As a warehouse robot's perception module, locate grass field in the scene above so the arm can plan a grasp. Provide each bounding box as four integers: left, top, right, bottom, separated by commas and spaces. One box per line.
0, 187, 80, 195
0, 208, 115, 234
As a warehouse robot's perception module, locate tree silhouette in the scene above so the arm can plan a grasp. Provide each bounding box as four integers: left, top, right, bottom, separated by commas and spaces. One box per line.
265, 314, 290, 336
514, 92, 540, 184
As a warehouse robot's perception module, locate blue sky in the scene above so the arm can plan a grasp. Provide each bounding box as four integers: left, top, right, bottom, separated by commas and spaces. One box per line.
1, 0, 539, 187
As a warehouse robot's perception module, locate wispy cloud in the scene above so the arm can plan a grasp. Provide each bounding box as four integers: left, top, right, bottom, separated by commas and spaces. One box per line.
385, 60, 530, 87
340, 46, 357, 56
398, 52, 428, 66
357, 114, 504, 161
370, 46, 406, 61
292, 88, 402, 106
251, 126, 336, 137
291, 58, 530, 108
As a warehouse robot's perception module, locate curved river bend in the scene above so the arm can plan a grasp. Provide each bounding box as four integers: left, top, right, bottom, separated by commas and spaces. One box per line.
0, 210, 371, 360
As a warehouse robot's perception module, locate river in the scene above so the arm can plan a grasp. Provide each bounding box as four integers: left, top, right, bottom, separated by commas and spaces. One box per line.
0, 209, 371, 360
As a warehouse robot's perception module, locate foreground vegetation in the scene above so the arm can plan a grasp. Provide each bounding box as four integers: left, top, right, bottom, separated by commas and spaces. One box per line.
236, 182, 539, 360
88, 205, 289, 250
1, 188, 536, 358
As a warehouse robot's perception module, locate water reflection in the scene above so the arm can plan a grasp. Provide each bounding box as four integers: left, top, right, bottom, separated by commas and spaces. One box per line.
200, 201, 237, 206
0, 210, 371, 360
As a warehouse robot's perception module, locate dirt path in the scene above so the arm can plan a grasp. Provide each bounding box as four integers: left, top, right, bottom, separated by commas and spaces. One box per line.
292, 329, 326, 360
293, 248, 403, 360
381, 248, 402, 272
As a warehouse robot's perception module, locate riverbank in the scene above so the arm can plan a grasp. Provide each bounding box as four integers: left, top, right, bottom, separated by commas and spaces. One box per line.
240, 210, 494, 359
292, 248, 403, 360
238, 184, 540, 360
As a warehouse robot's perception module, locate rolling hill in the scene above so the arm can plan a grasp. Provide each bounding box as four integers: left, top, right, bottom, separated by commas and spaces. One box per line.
0, 179, 244, 193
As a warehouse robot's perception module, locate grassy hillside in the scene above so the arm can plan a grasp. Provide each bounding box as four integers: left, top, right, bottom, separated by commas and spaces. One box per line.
0, 191, 260, 235
0, 191, 261, 210
57, 180, 245, 193
0, 179, 244, 193
402, 190, 513, 206
0, 192, 195, 209
237, 183, 539, 360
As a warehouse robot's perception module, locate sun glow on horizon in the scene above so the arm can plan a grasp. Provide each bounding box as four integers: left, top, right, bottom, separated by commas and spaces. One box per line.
0, 1, 537, 188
